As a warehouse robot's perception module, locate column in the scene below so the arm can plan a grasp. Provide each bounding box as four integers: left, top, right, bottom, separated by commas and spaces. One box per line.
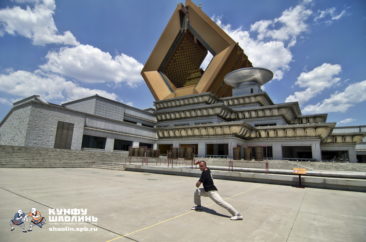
105, 137, 114, 152
153, 143, 158, 150
348, 147, 357, 163
228, 141, 236, 158
132, 141, 139, 148
272, 143, 282, 160
311, 142, 321, 161
172, 141, 179, 148
198, 142, 205, 158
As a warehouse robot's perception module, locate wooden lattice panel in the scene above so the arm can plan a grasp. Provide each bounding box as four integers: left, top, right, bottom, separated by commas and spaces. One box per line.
162, 31, 207, 88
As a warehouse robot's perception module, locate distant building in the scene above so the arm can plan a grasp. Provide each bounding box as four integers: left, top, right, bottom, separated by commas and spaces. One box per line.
0, 95, 156, 152
1, 0, 365, 162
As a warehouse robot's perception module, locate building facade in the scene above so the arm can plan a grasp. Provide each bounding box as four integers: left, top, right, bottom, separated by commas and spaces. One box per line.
0, 0, 365, 162
0, 95, 156, 153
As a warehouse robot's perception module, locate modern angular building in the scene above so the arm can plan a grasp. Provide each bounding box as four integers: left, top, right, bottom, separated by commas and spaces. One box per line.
0, 0, 365, 162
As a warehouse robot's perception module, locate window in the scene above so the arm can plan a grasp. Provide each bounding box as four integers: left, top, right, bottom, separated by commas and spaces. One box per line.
142, 123, 154, 128
158, 144, 172, 155
174, 123, 189, 126
282, 146, 312, 160
322, 151, 349, 162
123, 118, 137, 124
82, 135, 106, 149
179, 144, 198, 155
114, 139, 132, 151
206, 144, 228, 157
254, 123, 276, 127
54, 121, 74, 149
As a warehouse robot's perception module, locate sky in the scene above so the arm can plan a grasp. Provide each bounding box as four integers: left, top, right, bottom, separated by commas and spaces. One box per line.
0, 0, 365, 126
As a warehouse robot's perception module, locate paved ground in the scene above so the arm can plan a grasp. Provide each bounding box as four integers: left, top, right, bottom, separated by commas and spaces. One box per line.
1, 168, 365, 242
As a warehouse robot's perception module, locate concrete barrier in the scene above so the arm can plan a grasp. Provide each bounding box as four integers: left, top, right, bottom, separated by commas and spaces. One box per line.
123, 165, 366, 192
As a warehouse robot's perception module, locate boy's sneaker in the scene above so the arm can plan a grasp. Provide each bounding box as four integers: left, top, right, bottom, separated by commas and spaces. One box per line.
10, 227, 15, 231
230, 214, 243, 220
191, 205, 202, 211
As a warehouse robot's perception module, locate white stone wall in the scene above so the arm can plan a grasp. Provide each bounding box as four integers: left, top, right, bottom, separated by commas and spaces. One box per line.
0, 106, 32, 146
124, 108, 156, 122
85, 117, 156, 139
63, 98, 96, 115
25, 104, 85, 150
95, 99, 125, 121
232, 83, 262, 96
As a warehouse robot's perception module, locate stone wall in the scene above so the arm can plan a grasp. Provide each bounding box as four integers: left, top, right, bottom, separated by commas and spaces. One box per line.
0, 106, 31, 146
1, 145, 365, 172
26, 104, 85, 150
0, 145, 128, 168
63, 98, 96, 115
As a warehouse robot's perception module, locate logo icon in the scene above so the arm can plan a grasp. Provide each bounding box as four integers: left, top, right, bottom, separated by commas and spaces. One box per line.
10, 208, 46, 233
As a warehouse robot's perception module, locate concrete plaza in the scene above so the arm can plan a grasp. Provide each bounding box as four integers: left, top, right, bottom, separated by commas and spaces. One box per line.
1, 168, 365, 242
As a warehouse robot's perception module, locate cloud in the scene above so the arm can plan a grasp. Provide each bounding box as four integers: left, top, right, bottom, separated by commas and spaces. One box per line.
250, 3, 312, 46
214, 0, 312, 80
0, 70, 118, 103
0, 0, 79, 46
303, 80, 366, 113
314, 7, 346, 24
40, 44, 144, 86
285, 63, 342, 104
0, 97, 12, 106
215, 18, 291, 80
338, 118, 355, 125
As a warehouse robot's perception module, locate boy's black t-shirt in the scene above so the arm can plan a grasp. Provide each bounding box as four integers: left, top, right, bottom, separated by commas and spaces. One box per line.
199, 168, 217, 192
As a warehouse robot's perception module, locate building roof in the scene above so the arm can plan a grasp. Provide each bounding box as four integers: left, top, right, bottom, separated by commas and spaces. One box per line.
61, 94, 155, 117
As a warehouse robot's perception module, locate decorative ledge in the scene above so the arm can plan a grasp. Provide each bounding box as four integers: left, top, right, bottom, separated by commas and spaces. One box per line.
323, 134, 366, 144
256, 123, 336, 140
157, 122, 255, 139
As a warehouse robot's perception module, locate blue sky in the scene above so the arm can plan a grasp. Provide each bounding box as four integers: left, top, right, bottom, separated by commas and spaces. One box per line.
0, 0, 365, 126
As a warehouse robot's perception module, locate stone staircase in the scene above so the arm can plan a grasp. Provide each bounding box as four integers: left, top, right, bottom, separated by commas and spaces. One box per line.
0, 145, 127, 168
1, 145, 365, 172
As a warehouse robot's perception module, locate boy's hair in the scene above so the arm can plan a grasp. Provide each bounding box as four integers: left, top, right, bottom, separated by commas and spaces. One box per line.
195, 160, 207, 166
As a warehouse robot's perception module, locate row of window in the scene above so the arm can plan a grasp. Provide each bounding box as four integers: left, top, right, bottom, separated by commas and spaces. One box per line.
159, 122, 278, 128
123, 118, 154, 128
81, 135, 153, 151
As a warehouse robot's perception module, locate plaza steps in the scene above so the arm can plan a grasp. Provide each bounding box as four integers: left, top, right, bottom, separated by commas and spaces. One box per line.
1, 145, 365, 192
1, 145, 365, 172
0, 145, 127, 168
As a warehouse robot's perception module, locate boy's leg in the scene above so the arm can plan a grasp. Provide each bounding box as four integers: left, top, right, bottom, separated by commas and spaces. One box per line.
9, 220, 15, 231
208, 191, 240, 216
28, 222, 33, 231
21, 222, 27, 232
193, 188, 207, 206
